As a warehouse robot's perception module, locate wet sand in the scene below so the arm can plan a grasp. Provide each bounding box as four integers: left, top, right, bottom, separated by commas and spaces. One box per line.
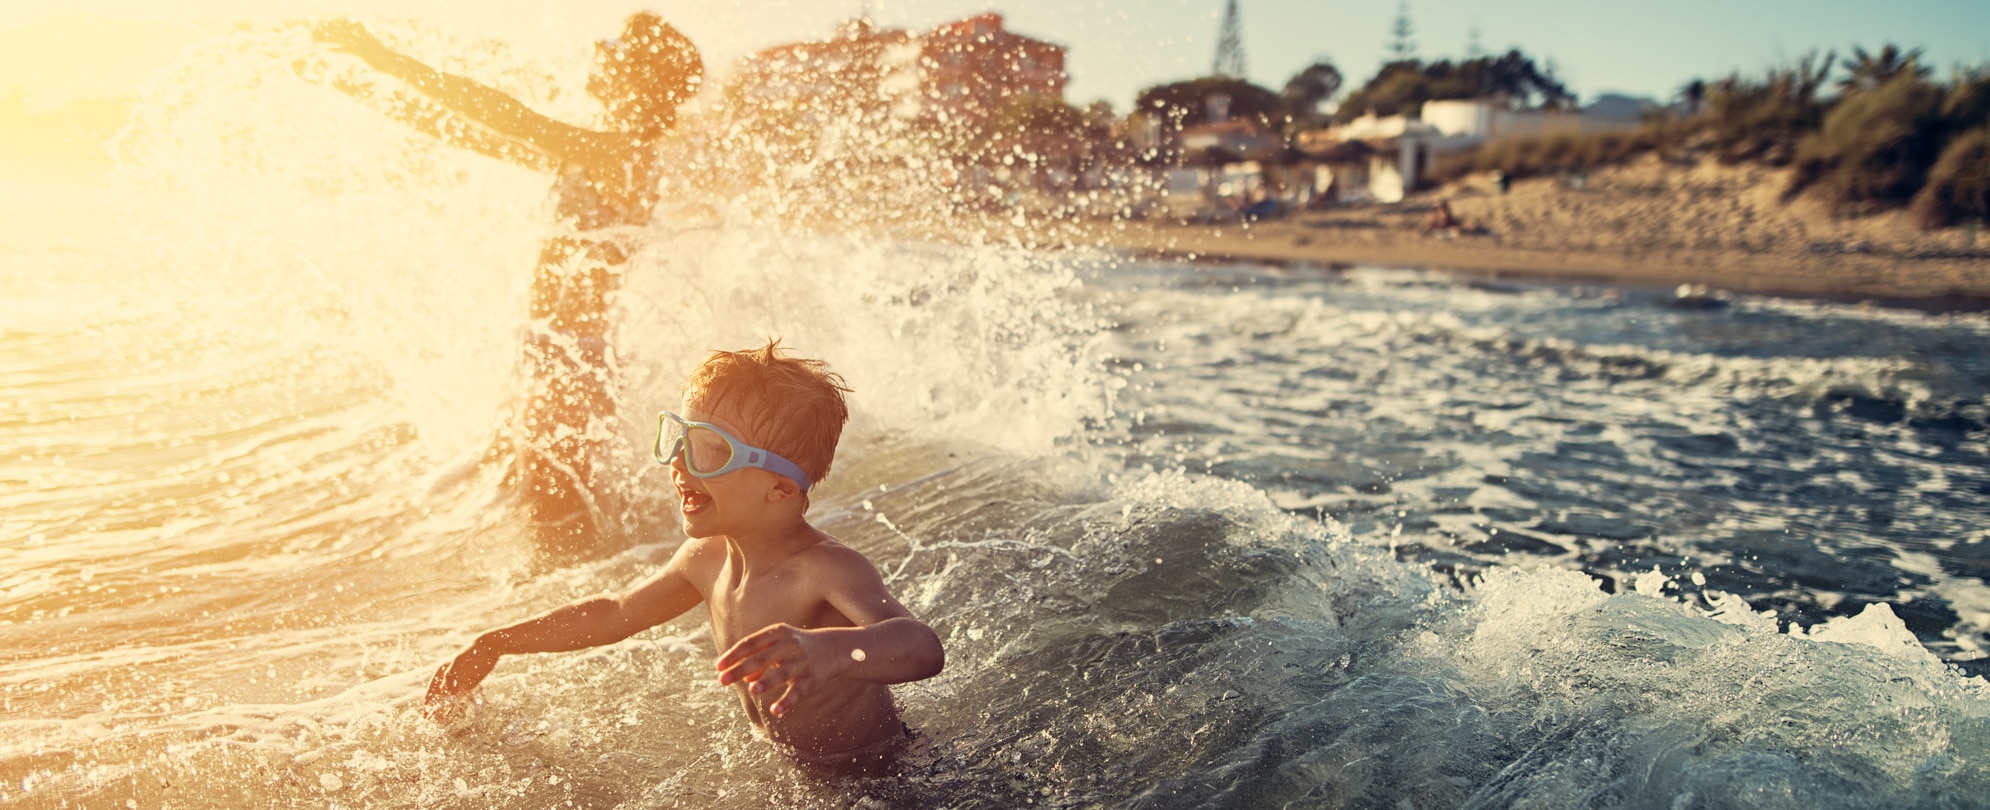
1074, 155, 1990, 310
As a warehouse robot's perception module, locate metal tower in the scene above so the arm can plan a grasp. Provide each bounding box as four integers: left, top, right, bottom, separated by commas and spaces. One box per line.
1213, 0, 1246, 78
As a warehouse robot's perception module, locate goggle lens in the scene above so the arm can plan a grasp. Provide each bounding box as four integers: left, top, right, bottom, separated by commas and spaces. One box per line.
681, 425, 734, 475
659, 418, 740, 476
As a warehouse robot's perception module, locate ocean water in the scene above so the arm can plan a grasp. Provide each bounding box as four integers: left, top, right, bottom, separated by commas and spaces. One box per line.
5, 23, 1990, 810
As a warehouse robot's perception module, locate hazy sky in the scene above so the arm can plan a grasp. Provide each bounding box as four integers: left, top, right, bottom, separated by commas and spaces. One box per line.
5, 0, 1987, 110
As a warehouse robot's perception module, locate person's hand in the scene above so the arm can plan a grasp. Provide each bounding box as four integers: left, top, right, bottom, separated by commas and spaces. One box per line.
312, 19, 386, 57
716, 624, 843, 718
423, 643, 498, 721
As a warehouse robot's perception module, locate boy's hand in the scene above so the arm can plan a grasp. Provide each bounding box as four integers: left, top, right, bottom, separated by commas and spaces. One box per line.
423, 643, 498, 720
715, 624, 842, 718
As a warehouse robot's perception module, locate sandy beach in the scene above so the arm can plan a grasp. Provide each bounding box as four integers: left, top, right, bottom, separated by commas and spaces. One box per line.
1076, 154, 1990, 309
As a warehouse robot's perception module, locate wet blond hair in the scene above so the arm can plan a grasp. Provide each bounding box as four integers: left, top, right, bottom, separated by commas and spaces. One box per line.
682, 340, 851, 486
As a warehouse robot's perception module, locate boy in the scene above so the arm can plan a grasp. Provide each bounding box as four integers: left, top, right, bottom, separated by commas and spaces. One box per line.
312, 14, 704, 546
423, 341, 945, 768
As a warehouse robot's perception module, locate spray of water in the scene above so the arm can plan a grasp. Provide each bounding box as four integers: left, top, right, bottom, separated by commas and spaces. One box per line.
9, 14, 1990, 810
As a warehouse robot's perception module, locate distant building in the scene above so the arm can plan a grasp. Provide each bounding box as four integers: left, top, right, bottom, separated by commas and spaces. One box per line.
729, 13, 1067, 132
1421, 98, 1641, 143
917, 14, 1067, 128
1298, 98, 1646, 203
727, 19, 922, 127
1179, 118, 1282, 162
1296, 112, 1458, 203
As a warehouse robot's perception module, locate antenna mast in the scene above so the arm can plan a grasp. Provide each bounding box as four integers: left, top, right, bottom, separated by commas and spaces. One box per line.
1213, 0, 1247, 77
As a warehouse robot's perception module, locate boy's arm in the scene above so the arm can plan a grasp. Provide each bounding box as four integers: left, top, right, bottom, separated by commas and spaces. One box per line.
715, 547, 944, 717
319, 74, 561, 172
311, 20, 620, 168
424, 542, 708, 710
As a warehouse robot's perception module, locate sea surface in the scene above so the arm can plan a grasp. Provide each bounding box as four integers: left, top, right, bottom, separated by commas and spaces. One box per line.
5, 24, 1990, 810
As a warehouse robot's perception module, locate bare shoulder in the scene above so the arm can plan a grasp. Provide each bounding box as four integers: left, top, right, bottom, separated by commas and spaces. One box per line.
794, 532, 916, 625
796, 534, 885, 579
664, 534, 726, 580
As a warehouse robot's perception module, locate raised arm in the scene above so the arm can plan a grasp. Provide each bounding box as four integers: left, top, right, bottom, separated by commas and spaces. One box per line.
424, 541, 709, 711
312, 20, 622, 169
325, 76, 561, 171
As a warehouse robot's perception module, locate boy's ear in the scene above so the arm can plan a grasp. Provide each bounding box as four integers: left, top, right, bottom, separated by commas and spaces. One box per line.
766, 475, 802, 502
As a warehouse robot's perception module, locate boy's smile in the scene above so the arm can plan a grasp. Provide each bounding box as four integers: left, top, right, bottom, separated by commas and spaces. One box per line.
670, 398, 786, 537
675, 476, 714, 517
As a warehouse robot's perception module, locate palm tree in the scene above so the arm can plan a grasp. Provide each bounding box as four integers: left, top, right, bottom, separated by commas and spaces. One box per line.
1840, 44, 1929, 94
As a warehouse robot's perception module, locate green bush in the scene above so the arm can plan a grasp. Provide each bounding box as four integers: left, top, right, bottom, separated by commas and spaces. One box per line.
1696, 53, 1834, 165
1785, 74, 1947, 211
1911, 126, 1990, 228
1380, 48, 1990, 229
1940, 71, 1990, 126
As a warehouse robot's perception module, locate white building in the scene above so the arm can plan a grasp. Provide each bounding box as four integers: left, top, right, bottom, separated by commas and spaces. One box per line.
1303, 98, 1644, 203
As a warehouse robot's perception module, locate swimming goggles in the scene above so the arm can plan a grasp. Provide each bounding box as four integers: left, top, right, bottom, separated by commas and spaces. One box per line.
653, 410, 813, 492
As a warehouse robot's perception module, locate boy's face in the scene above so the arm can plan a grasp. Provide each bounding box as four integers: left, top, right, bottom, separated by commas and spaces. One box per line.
671, 394, 788, 538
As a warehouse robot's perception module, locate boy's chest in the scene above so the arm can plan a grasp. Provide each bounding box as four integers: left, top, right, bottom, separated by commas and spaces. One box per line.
703, 566, 842, 649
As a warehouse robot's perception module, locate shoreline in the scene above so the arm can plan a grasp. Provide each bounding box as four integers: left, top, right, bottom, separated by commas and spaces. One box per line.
1099, 219, 1990, 314
1044, 155, 1990, 313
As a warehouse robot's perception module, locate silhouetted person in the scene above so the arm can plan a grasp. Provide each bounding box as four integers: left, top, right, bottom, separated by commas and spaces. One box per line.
1422, 200, 1460, 235
312, 13, 702, 548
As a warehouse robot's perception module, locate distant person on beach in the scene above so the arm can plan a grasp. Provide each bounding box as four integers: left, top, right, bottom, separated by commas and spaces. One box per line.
1422, 200, 1460, 235
424, 342, 946, 772
1421, 199, 1487, 238
309, 13, 702, 547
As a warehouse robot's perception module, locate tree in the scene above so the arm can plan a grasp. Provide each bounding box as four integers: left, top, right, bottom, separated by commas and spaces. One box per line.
1281, 60, 1343, 128
1386, 1, 1416, 62
1335, 49, 1573, 120
1698, 51, 1834, 164
1839, 44, 1930, 95
1134, 76, 1283, 135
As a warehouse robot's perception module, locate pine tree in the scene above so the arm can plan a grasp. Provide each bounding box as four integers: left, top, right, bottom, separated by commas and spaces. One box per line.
1387, 1, 1417, 62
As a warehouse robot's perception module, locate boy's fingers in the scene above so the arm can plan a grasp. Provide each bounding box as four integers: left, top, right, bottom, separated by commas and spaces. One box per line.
720, 648, 807, 688
715, 634, 777, 669
769, 678, 810, 716
717, 654, 771, 685
718, 637, 806, 681
717, 625, 798, 667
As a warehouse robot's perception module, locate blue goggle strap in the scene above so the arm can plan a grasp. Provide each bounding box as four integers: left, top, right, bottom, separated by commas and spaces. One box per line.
730, 447, 814, 493
654, 412, 815, 492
